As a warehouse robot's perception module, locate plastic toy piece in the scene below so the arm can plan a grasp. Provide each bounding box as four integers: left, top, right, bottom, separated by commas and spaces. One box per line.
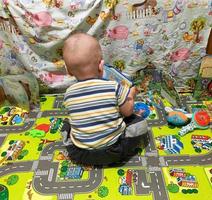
194, 111, 210, 126
134, 102, 150, 119
178, 111, 210, 136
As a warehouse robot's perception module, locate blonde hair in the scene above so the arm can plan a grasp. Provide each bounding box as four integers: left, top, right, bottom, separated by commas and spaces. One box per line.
63, 33, 102, 79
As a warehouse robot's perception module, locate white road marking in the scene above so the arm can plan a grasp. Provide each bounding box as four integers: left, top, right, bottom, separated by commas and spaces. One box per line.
48, 168, 54, 182
141, 182, 150, 188
36, 170, 48, 176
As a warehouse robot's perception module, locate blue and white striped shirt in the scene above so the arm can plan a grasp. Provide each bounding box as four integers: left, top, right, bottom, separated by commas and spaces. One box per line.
63, 78, 130, 149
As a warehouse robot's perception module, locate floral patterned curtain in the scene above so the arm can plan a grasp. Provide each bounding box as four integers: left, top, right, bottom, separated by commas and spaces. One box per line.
0, 0, 211, 109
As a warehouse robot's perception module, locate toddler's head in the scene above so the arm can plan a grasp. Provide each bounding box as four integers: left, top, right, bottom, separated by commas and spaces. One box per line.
63, 33, 104, 80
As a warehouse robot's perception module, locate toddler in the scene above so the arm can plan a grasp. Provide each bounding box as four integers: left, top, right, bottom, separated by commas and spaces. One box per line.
62, 33, 148, 165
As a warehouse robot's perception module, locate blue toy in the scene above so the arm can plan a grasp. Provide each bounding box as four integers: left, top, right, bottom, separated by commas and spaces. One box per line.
134, 102, 150, 119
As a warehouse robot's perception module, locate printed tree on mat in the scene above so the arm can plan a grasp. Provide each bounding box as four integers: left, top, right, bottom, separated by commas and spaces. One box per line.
167, 182, 179, 193
0, 184, 9, 200
98, 186, 109, 198
6, 175, 19, 185
190, 16, 206, 43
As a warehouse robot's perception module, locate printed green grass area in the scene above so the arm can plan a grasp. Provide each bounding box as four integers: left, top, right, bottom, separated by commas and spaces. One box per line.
0, 172, 57, 200
152, 126, 211, 156
40, 95, 57, 111
74, 167, 153, 200
0, 117, 62, 164
162, 166, 212, 200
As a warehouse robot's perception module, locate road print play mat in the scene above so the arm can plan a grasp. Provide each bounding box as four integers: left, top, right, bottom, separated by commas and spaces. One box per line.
0, 94, 211, 200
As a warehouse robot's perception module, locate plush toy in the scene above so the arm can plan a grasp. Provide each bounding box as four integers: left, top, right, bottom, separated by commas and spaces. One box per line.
165, 107, 191, 126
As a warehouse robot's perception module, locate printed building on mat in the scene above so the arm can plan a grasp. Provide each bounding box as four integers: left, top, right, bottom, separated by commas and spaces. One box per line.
160, 135, 183, 154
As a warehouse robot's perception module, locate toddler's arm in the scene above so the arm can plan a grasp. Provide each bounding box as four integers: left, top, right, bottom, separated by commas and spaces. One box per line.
119, 86, 136, 117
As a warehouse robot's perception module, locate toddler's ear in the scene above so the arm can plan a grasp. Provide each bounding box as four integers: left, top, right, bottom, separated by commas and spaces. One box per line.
65, 64, 73, 76
98, 59, 104, 75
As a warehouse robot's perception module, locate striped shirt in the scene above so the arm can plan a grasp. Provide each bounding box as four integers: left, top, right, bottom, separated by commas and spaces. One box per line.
63, 78, 130, 149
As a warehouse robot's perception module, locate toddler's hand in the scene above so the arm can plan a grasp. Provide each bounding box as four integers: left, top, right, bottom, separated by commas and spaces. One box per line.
129, 86, 137, 99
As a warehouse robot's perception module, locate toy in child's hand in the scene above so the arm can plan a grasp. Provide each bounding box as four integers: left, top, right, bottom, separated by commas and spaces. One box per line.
134, 102, 150, 119
178, 110, 210, 136
103, 64, 134, 87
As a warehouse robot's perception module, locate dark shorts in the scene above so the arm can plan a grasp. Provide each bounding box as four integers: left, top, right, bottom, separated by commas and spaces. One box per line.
61, 114, 148, 166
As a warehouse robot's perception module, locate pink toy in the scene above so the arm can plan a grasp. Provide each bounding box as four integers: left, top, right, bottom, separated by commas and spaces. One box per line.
107, 25, 129, 40
170, 48, 190, 62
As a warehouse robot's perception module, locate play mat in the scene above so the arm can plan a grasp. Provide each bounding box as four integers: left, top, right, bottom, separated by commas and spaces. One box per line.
0, 93, 211, 200
0, 0, 212, 109
0, 0, 212, 199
